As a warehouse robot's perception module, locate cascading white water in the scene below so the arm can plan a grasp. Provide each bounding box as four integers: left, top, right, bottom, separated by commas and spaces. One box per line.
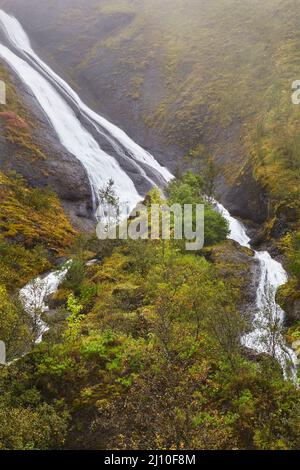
0, 43, 141, 211
20, 264, 70, 343
0, 9, 296, 380
216, 202, 298, 380
215, 202, 251, 247
0, 10, 172, 196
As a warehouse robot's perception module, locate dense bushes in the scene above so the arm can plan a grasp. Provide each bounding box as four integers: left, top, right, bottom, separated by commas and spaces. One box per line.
0, 171, 75, 290
0, 170, 76, 362
9, 232, 299, 450
0, 170, 299, 449
167, 172, 229, 247
288, 232, 300, 281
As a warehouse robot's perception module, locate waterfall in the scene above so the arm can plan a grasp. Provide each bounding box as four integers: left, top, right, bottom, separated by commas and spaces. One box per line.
215, 202, 298, 381
0, 44, 141, 211
20, 264, 70, 343
0, 10, 172, 210
0, 9, 296, 380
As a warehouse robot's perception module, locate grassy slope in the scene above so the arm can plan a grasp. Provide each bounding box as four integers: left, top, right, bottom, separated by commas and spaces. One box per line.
52, 1, 300, 176
0, 64, 47, 161
0, 171, 75, 290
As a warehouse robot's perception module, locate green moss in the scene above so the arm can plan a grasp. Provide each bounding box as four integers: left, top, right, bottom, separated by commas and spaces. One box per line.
278, 278, 300, 308
0, 171, 75, 289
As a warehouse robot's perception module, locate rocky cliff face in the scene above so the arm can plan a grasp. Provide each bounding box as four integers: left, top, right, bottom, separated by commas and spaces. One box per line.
277, 279, 300, 325
223, 163, 268, 224
0, 64, 94, 231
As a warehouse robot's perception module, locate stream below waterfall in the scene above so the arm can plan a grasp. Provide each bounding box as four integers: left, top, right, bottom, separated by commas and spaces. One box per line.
0, 9, 297, 381
20, 263, 70, 343
216, 203, 298, 381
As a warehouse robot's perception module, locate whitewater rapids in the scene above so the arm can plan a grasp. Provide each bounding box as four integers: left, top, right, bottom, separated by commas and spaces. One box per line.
216, 203, 298, 380
20, 264, 70, 343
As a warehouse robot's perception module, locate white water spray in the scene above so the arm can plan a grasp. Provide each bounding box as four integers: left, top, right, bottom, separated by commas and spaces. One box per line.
0, 43, 141, 211
20, 264, 69, 343
215, 202, 297, 380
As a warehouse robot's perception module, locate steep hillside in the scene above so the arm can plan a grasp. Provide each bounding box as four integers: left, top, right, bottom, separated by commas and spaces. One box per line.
0, 169, 76, 358
0, 62, 93, 229
1, 3, 300, 325
1, 0, 300, 452
4, 0, 300, 334
0, 61, 89, 361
